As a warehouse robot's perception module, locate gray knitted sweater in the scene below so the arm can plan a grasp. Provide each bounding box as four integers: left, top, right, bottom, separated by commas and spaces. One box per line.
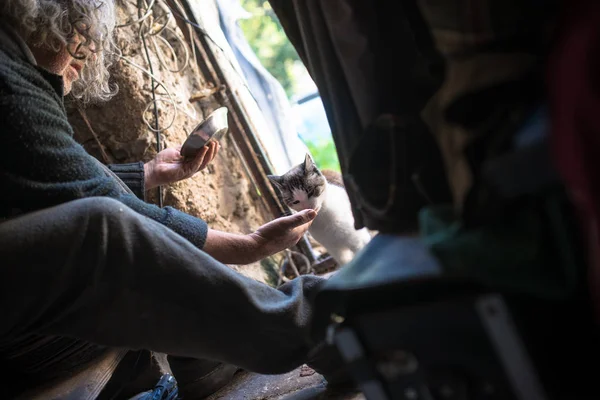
0, 27, 208, 249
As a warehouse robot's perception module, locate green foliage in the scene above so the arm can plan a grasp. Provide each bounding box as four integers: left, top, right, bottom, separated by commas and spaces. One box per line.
238, 0, 340, 172
239, 0, 300, 98
260, 256, 281, 287
305, 138, 341, 172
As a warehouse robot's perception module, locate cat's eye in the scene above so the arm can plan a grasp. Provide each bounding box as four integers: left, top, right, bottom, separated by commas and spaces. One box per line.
292, 200, 300, 204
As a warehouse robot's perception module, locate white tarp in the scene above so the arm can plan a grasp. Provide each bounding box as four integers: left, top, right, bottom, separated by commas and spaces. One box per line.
187, 0, 310, 174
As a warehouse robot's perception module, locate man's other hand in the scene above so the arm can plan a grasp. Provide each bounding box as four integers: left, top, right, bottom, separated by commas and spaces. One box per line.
144, 142, 219, 190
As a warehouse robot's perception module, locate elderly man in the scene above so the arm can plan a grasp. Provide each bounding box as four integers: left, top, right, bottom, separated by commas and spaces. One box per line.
0, 1, 341, 398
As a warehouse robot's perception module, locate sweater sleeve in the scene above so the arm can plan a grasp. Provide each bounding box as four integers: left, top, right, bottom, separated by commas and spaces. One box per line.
0, 92, 208, 249
107, 162, 146, 200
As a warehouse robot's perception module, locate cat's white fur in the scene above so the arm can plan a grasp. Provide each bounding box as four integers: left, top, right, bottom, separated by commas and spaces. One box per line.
306, 182, 372, 265
274, 154, 371, 265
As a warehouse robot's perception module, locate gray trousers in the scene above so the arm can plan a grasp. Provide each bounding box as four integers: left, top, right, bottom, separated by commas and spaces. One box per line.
0, 198, 325, 398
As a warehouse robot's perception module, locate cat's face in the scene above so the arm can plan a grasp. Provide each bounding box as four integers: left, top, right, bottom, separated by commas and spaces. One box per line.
268, 154, 327, 212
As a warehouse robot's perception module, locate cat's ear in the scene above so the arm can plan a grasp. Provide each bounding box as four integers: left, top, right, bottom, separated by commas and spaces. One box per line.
267, 175, 284, 191
304, 153, 319, 174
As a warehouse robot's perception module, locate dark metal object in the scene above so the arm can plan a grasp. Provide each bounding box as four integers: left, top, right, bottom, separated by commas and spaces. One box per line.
181, 107, 229, 158
311, 237, 555, 400
312, 255, 338, 274
328, 294, 548, 400
295, 91, 320, 105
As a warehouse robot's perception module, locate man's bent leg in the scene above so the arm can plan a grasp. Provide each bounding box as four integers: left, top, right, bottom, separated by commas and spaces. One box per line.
0, 198, 324, 375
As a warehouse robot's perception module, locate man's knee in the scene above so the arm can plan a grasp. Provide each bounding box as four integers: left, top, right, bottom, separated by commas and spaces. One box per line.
67, 197, 132, 222
70, 197, 124, 214
65, 198, 139, 234
62, 198, 145, 259
0, 197, 129, 242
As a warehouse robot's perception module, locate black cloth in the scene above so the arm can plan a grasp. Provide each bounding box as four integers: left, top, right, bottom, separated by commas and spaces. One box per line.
0, 198, 325, 398
269, 0, 450, 233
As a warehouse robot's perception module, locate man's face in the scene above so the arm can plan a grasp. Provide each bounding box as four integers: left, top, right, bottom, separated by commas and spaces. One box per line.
30, 36, 86, 95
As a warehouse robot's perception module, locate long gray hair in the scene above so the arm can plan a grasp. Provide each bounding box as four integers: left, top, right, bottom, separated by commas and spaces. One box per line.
1, 0, 118, 103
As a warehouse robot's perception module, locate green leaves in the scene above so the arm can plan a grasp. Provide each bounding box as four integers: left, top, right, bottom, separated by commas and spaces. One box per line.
305, 139, 341, 172
239, 0, 301, 98
238, 0, 341, 173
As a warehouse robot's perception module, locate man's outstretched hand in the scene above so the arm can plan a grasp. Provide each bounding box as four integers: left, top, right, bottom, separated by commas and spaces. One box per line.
203, 210, 317, 265
144, 142, 219, 190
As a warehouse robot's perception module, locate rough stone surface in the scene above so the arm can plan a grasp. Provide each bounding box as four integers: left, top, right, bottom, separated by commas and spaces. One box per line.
67, 2, 274, 283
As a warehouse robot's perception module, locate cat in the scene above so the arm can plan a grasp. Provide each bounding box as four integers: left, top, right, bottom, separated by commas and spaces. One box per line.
268, 154, 371, 266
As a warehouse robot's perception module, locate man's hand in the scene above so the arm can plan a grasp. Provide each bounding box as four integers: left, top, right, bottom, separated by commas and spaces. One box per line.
203, 210, 317, 265
248, 210, 317, 259
144, 141, 219, 190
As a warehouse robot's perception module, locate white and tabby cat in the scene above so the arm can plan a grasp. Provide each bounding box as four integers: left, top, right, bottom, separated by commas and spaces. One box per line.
268, 154, 371, 265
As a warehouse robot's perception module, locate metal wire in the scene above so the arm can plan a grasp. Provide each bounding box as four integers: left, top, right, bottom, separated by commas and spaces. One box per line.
116, 0, 156, 27
137, 0, 164, 206
113, 0, 260, 135
111, 0, 268, 212
114, 0, 196, 135
276, 249, 313, 286
114, 0, 202, 206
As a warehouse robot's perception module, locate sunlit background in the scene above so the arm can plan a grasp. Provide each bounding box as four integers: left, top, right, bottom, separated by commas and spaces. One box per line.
237, 0, 340, 172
